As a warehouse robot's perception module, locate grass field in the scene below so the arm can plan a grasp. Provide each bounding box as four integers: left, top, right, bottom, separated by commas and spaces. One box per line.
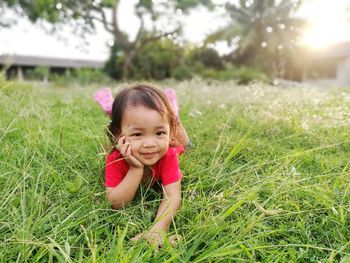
1, 77, 350, 262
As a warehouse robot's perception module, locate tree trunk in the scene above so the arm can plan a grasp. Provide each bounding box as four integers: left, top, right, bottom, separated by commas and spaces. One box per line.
122, 50, 135, 80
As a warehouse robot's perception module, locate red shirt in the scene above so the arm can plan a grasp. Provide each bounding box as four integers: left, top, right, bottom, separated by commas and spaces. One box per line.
105, 146, 183, 187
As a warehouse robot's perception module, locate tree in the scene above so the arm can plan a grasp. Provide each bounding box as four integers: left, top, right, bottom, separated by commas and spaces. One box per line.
2, 0, 213, 79
187, 47, 224, 70
131, 38, 184, 80
206, 0, 305, 78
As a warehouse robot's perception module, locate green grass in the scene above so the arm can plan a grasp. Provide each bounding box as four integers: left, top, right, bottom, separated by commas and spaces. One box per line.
1, 77, 350, 262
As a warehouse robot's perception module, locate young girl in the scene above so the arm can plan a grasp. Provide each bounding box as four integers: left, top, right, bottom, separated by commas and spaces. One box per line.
94, 84, 190, 247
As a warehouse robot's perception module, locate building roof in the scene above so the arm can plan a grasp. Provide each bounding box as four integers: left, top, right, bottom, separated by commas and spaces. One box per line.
0, 54, 105, 68
313, 42, 350, 60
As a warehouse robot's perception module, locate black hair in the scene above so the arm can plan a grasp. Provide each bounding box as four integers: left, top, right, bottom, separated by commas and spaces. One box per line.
107, 84, 177, 144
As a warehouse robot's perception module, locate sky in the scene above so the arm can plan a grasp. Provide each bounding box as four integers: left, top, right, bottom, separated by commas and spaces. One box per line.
0, 0, 349, 61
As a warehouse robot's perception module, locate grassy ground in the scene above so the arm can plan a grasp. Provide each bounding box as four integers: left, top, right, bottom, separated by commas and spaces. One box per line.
1, 77, 350, 262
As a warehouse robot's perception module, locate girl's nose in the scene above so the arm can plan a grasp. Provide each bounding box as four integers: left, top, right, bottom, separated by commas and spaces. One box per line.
143, 137, 156, 147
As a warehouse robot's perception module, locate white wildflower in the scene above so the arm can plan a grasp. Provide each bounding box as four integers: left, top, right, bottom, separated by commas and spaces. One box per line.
301, 121, 309, 131
219, 104, 225, 109
290, 166, 300, 176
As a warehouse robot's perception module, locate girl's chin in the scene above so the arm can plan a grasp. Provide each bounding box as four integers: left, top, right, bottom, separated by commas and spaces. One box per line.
141, 159, 159, 166
138, 156, 161, 166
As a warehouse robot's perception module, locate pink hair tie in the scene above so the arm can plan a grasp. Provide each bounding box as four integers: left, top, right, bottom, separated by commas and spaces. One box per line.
93, 87, 114, 117
164, 88, 179, 118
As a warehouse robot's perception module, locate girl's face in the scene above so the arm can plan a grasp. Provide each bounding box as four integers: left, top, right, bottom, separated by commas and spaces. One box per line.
120, 105, 170, 167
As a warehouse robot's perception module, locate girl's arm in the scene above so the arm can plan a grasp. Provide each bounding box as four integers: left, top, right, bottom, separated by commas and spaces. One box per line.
150, 180, 182, 233
107, 136, 145, 209
106, 167, 143, 209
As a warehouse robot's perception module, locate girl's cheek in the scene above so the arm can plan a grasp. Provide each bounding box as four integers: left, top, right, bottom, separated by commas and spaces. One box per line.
129, 140, 139, 150
124, 135, 134, 143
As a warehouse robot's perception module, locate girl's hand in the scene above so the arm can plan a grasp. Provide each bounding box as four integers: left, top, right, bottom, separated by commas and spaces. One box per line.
117, 136, 144, 169
131, 231, 182, 248
131, 231, 164, 248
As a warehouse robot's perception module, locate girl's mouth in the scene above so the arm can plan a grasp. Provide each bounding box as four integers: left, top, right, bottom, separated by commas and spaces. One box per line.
141, 152, 157, 159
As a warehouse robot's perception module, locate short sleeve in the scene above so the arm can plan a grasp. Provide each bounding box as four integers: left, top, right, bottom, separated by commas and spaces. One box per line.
159, 147, 182, 186
105, 150, 129, 187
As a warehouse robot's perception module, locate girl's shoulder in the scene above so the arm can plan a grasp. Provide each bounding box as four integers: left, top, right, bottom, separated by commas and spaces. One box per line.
160, 146, 181, 163
172, 145, 186, 155
166, 146, 178, 156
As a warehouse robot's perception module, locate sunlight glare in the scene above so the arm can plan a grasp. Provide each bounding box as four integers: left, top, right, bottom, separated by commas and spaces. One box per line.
300, 1, 350, 50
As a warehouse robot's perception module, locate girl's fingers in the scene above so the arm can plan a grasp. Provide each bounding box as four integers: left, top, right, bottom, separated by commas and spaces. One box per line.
156, 240, 164, 248
131, 232, 180, 248
117, 136, 125, 152
126, 143, 132, 156
122, 142, 129, 156
131, 233, 143, 242
119, 141, 143, 168
146, 233, 163, 248
120, 142, 127, 156
117, 135, 124, 146
118, 136, 130, 157
168, 234, 182, 246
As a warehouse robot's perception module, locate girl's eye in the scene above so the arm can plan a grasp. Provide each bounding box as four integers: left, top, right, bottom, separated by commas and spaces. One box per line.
131, 133, 142, 137
156, 131, 167, 136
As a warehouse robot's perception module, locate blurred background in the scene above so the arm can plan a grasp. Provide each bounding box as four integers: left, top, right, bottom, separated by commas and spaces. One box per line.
1, 0, 350, 86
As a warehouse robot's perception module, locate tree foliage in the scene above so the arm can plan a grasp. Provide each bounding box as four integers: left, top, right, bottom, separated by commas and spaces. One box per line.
206, 0, 305, 77
131, 38, 184, 80
2, 0, 213, 79
187, 47, 224, 70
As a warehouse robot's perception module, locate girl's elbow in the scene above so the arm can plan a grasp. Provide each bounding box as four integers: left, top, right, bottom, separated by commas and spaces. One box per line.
111, 202, 125, 210
110, 199, 131, 210
107, 194, 133, 210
